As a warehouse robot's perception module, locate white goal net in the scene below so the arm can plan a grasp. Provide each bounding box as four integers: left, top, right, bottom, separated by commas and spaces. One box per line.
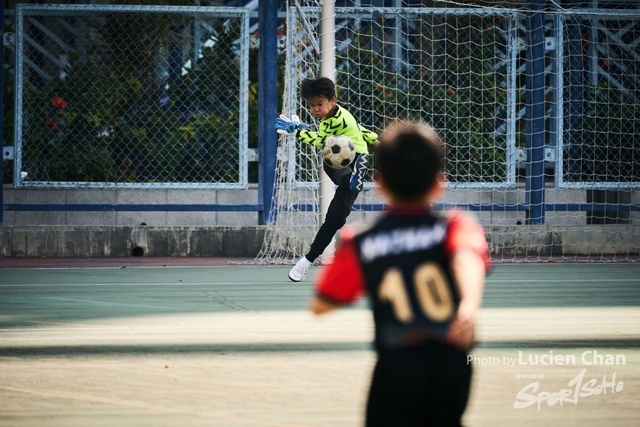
256, 0, 640, 264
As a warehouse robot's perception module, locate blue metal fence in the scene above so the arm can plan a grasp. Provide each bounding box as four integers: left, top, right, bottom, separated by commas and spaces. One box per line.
3, 3, 639, 227
280, 5, 639, 225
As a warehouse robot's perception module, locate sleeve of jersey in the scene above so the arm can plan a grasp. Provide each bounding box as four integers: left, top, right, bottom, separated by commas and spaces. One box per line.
314, 237, 365, 305
298, 129, 322, 147
359, 125, 379, 145
444, 211, 492, 273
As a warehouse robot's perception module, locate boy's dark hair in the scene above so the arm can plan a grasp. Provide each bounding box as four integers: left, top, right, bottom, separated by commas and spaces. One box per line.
374, 122, 445, 202
300, 77, 336, 100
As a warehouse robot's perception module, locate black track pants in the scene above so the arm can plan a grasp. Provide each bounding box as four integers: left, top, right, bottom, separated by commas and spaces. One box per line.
306, 162, 359, 263
366, 345, 472, 427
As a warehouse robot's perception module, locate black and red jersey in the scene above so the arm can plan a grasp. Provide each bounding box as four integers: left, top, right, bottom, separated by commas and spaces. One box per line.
314, 204, 490, 351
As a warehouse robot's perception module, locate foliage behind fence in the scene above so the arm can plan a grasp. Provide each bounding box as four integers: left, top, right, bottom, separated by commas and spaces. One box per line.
14, 5, 249, 189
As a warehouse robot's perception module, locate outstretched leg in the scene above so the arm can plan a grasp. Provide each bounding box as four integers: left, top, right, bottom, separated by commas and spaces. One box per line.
289, 161, 361, 282
306, 175, 358, 263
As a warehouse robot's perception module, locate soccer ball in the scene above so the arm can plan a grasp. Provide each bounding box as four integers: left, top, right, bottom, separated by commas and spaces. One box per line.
321, 135, 356, 169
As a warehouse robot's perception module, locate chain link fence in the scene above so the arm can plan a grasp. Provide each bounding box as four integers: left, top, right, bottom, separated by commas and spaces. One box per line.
286, 7, 520, 189
13, 4, 249, 189
560, 9, 640, 189
285, 6, 640, 190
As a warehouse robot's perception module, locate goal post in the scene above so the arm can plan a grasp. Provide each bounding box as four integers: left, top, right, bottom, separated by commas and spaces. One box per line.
319, 0, 337, 234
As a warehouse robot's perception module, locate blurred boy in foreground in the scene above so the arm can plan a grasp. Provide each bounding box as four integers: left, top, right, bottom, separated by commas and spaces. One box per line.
309, 122, 490, 427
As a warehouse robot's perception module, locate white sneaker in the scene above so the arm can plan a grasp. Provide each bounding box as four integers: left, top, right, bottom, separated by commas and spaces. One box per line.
288, 255, 312, 282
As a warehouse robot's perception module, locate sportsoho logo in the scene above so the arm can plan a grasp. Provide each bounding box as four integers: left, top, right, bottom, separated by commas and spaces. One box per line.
510, 351, 626, 410
468, 350, 627, 410
513, 368, 623, 410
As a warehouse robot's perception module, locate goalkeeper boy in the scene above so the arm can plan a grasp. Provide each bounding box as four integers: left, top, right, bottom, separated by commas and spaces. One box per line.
275, 77, 378, 282
309, 122, 490, 426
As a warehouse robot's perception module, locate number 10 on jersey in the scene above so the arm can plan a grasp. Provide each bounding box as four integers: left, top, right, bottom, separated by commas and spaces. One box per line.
378, 262, 455, 324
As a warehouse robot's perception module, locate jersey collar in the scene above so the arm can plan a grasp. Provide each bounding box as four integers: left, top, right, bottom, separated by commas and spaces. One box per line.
324, 104, 339, 120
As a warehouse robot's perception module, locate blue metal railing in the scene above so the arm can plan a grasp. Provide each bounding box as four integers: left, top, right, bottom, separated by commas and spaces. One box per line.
3, 4, 639, 227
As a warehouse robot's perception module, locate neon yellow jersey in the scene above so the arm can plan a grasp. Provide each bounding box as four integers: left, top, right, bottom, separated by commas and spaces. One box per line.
298, 105, 378, 154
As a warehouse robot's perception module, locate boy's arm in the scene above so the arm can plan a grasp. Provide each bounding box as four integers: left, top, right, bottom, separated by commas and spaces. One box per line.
443, 212, 490, 350
275, 114, 324, 147
298, 129, 323, 147
300, 111, 349, 148
310, 235, 365, 315
358, 124, 379, 146
446, 250, 486, 350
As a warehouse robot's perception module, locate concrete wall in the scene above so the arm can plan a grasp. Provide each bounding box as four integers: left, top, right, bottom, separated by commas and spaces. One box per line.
2, 185, 259, 227
2, 185, 639, 258
0, 226, 265, 257
2, 224, 639, 258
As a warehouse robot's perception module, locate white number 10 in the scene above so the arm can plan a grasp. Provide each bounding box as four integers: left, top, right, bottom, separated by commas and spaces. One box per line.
378, 262, 455, 323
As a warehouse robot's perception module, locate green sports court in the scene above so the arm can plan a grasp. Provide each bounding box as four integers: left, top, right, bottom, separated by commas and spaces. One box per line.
1, 258, 639, 427
3, 1, 640, 426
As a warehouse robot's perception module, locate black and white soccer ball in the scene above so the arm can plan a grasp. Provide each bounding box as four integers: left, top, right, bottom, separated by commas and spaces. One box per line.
321, 135, 356, 169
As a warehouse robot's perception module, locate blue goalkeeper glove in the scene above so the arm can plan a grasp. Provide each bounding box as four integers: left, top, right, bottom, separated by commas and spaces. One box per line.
274, 114, 308, 135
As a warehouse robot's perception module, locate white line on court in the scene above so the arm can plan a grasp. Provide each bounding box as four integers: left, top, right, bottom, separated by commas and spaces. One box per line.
0, 327, 136, 331
2, 320, 639, 333
1, 279, 639, 287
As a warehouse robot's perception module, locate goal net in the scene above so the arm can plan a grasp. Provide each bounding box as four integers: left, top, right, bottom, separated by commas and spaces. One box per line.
256, 1, 640, 264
